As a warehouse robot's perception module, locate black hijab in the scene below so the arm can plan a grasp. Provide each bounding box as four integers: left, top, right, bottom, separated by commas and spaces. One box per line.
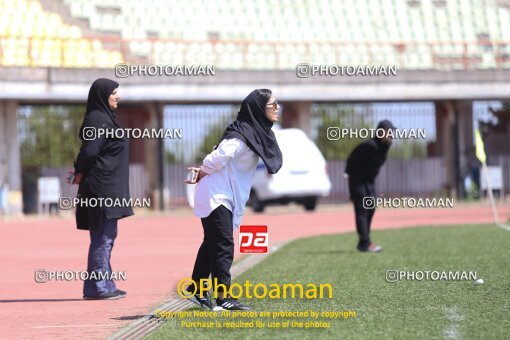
218, 89, 283, 174
373, 119, 394, 159
79, 78, 119, 139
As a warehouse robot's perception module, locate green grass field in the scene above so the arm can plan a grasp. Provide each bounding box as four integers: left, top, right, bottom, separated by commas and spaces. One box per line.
149, 225, 509, 339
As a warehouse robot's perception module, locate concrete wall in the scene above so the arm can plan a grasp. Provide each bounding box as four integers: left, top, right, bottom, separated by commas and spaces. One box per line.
281, 102, 312, 136
0, 100, 22, 214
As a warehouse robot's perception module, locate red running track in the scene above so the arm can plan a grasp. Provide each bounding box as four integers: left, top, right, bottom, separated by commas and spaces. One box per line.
0, 203, 508, 339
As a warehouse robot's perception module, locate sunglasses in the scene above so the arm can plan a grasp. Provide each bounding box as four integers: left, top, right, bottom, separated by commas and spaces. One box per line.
266, 100, 279, 109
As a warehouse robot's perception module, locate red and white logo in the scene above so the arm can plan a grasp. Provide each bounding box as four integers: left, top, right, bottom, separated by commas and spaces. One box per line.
239, 225, 268, 253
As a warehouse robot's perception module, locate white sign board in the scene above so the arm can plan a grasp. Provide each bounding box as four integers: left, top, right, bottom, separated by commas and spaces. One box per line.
38, 177, 61, 204
480, 166, 503, 191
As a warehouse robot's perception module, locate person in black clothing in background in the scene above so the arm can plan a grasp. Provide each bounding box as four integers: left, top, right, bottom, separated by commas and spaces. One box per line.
345, 120, 394, 253
71, 78, 134, 300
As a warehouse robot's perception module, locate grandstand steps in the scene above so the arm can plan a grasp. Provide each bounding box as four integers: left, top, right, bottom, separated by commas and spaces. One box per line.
38, 0, 121, 39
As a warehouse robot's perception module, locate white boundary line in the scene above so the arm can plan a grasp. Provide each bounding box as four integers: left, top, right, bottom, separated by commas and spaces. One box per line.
443, 306, 464, 339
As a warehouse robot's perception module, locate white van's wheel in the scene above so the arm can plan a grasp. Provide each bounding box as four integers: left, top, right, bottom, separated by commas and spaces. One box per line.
249, 190, 265, 213
303, 197, 318, 211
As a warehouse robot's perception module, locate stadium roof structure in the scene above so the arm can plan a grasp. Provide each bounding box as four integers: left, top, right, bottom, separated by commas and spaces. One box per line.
1, 67, 510, 102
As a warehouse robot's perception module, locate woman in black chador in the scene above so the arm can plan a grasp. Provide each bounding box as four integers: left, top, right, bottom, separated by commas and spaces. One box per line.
72, 78, 133, 300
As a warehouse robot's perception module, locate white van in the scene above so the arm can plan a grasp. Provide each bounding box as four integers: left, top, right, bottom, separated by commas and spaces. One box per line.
248, 128, 331, 212
186, 128, 331, 212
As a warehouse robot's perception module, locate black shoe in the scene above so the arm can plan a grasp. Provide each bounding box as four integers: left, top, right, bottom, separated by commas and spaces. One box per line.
115, 289, 127, 296
214, 298, 251, 311
357, 243, 383, 253
83, 291, 125, 300
186, 291, 214, 310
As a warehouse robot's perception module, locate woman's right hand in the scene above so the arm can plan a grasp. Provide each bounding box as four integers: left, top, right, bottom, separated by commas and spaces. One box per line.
73, 173, 83, 184
67, 169, 83, 185
184, 167, 206, 184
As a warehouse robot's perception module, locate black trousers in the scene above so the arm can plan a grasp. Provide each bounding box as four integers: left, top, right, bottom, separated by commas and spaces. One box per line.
191, 205, 234, 293
352, 197, 375, 249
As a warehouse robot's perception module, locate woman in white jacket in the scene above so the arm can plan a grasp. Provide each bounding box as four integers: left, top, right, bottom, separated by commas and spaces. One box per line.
185, 89, 282, 311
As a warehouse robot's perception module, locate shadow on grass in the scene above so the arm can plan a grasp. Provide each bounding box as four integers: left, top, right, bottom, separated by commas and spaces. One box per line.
303, 250, 355, 255
111, 315, 149, 321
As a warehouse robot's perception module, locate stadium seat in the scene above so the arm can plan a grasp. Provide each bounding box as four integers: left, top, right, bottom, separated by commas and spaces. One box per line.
1, 0, 509, 69
0, 0, 122, 67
